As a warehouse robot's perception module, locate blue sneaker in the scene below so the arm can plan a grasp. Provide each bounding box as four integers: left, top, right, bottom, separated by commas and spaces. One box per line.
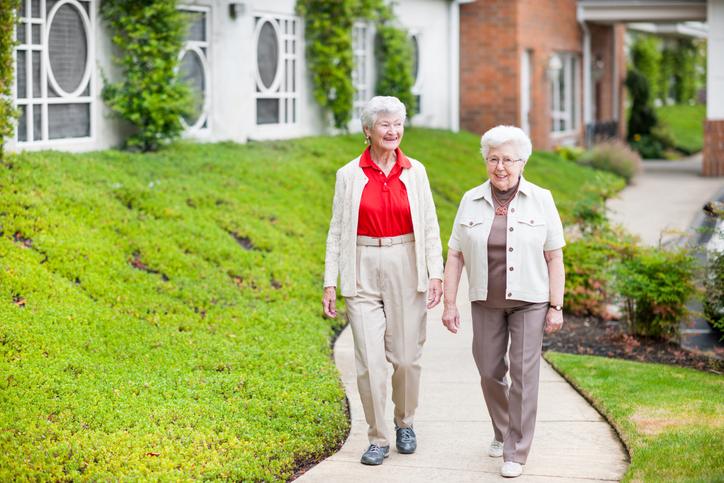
360, 444, 390, 465
394, 420, 417, 454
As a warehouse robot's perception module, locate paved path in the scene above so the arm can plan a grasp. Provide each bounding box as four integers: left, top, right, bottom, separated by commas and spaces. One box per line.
297, 274, 629, 482
607, 153, 724, 247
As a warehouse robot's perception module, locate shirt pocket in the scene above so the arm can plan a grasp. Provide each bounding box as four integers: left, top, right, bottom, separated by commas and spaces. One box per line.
517, 217, 547, 246
460, 217, 488, 228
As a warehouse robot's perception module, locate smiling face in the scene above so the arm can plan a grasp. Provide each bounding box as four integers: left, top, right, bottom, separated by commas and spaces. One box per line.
364, 113, 404, 155
486, 142, 526, 192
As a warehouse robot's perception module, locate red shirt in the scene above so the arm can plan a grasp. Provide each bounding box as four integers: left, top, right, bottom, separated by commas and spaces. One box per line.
357, 147, 415, 237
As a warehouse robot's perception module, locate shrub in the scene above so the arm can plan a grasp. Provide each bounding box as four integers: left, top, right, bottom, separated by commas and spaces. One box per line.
612, 247, 698, 339
555, 145, 585, 162
626, 69, 658, 141
703, 247, 724, 339
0, 0, 22, 158
577, 140, 643, 183
100, 0, 195, 151
297, 0, 415, 129
374, 14, 416, 116
563, 186, 639, 318
630, 34, 663, 101
629, 133, 663, 160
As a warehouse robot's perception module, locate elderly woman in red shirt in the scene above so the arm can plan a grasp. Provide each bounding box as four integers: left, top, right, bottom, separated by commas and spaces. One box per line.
322, 96, 444, 466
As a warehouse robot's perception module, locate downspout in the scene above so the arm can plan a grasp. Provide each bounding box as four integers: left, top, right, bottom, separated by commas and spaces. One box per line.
577, 3, 592, 145
450, 0, 476, 133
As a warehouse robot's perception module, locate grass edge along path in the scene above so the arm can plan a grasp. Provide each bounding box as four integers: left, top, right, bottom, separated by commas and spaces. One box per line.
545, 352, 724, 483
1, 129, 619, 482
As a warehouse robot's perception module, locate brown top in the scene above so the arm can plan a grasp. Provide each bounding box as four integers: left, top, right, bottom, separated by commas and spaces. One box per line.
481, 180, 526, 308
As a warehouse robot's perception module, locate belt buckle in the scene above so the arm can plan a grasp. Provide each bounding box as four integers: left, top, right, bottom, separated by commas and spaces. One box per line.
379, 237, 392, 247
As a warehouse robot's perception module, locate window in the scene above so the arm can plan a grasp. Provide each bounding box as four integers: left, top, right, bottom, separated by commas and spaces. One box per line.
178, 6, 211, 134
409, 32, 422, 115
254, 14, 300, 126
15, 0, 94, 144
351, 22, 371, 122
550, 52, 579, 134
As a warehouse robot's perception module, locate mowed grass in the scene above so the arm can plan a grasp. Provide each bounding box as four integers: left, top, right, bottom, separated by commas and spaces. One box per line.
545, 352, 724, 483
0, 128, 616, 481
656, 103, 707, 155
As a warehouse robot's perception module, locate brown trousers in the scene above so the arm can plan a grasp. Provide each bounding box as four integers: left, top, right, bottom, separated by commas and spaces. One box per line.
471, 301, 548, 464
345, 240, 428, 447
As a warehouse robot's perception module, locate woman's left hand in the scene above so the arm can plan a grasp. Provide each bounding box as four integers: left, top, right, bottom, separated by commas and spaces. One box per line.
545, 307, 564, 333
427, 278, 442, 309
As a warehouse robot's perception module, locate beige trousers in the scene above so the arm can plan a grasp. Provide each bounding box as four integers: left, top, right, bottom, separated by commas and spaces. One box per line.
345, 239, 428, 447
471, 301, 548, 464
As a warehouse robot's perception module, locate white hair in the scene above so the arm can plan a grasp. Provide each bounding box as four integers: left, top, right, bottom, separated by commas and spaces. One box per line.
360, 96, 407, 132
480, 125, 533, 161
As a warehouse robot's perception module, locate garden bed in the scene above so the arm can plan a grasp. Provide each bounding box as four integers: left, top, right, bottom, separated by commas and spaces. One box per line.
544, 313, 724, 374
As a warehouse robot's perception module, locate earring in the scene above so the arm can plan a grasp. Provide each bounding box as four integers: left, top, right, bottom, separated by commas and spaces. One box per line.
364, 136, 370, 145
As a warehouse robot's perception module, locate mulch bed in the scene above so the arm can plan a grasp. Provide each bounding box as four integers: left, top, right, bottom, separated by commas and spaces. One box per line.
544, 314, 724, 375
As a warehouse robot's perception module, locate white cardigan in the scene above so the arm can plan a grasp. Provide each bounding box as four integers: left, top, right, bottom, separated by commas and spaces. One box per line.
324, 155, 445, 297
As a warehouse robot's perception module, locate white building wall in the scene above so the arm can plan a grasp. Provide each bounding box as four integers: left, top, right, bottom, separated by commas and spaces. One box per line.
395, 0, 452, 130
7, 0, 455, 153
708, 0, 724, 120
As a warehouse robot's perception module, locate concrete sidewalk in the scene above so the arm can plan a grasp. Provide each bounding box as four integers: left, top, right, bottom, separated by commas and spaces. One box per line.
607, 153, 724, 247
297, 273, 629, 482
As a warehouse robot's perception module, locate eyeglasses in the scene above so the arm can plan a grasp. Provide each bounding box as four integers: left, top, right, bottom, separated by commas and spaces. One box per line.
486, 157, 523, 167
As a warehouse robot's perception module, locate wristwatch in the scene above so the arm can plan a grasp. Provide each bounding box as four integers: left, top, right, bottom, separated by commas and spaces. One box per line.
551, 304, 563, 311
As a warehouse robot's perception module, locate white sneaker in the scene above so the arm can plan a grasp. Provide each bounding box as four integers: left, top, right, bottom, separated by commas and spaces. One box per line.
488, 439, 503, 458
501, 461, 523, 478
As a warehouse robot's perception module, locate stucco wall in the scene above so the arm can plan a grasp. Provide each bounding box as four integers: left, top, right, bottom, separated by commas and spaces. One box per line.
8, 0, 456, 153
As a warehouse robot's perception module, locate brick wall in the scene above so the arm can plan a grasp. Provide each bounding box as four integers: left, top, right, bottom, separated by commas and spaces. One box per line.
703, 120, 724, 176
459, 0, 519, 138
459, 0, 583, 151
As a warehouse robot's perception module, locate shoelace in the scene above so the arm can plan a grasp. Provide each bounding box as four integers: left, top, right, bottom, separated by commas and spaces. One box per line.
368, 444, 385, 454
397, 427, 414, 442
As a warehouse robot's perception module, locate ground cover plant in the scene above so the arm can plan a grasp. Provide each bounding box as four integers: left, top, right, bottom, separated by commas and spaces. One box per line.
545, 352, 724, 483
0, 129, 616, 481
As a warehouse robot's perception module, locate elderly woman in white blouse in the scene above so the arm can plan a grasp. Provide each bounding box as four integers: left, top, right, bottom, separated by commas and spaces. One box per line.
442, 125, 565, 478
322, 96, 444, 466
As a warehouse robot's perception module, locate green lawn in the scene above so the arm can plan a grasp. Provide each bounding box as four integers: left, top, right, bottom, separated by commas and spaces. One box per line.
0, 129, 618, 481
655, 103, 707, 155
545, 352, 724, 483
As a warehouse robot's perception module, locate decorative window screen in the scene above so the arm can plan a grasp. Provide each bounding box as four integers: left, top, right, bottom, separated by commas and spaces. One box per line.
178, 6, 211, 133
409, 32, 422, 115
15, 0, 93, 144
351, 22, 370, 122
254, 14, 300, 126
551, 53, 579, 133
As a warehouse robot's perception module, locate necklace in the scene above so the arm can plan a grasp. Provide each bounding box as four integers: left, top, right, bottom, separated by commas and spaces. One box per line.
492, 186, 518, 216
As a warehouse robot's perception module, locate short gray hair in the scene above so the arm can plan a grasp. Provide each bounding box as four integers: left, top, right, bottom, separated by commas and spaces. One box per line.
360, 96, 407, 132
480, 125, 533, 161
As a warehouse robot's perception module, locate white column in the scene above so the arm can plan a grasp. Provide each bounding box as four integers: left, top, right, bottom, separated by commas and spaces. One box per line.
708, 0, 724, 120
577, 4, 592, 128
449, 1, 461, 132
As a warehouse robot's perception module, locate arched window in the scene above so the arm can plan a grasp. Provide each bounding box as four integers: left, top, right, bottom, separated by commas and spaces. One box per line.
15, 0, 94, 144
178, 6, 211, 134
351, 22, 372, 122
254, 14, 300, 125
409, 32, 422, 115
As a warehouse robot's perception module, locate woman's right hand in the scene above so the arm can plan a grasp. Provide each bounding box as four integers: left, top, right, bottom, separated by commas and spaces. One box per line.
442, 303, 460, 334
322, 286, 338, 318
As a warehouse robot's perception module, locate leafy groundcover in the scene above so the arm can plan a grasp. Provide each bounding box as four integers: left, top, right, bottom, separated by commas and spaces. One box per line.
0, 130, 616, 481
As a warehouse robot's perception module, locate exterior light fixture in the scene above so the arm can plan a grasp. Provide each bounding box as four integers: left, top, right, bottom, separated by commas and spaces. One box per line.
229, 2, 246, 19
546, 54, 563, 83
